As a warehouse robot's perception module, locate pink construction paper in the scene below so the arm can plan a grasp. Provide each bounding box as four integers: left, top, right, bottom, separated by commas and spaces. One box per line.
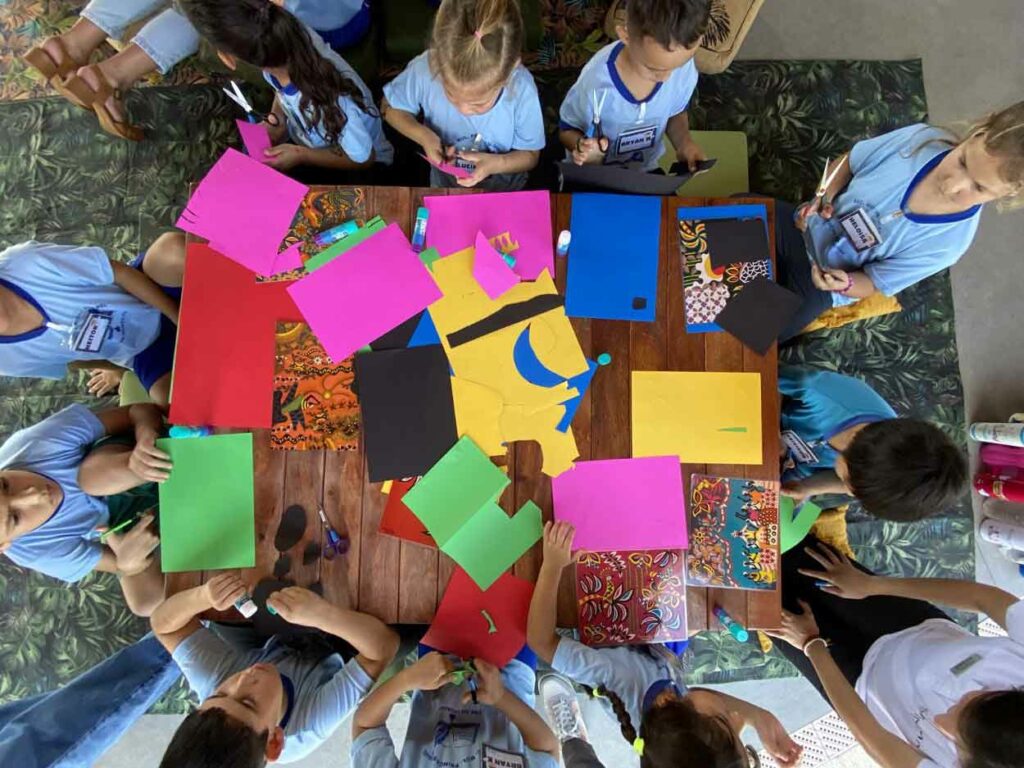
287, 223, 443, 362
272, 242, 304, 274
472, 230, 520, 299
236, 119, 271, 161
419, 153, 472, 180
176, 148, 308, 277
424, 191, 554, 280
552, 456, 687, 551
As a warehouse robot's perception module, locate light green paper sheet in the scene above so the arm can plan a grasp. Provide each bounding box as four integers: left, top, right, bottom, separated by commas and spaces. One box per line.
780, 496, 823, 553
304, 217, 387, 273
155, 433, 256, 572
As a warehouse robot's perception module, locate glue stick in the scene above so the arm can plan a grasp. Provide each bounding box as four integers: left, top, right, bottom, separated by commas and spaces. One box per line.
312, 219, 359, 248
412, 207, 429, 252
713, 605, 749, 642
234, 594, 258, 618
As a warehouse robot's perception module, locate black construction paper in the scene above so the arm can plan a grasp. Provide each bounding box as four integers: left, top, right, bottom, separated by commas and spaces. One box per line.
714, 278, 802, 356
446, 294, 564, 348
705, 218, 770, 270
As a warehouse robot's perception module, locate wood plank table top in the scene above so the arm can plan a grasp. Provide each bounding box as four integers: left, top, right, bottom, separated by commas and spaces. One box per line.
171, 187, 780, 632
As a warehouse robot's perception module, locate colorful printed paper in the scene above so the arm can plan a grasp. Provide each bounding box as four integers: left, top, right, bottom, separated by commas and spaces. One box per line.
575, 549, 688, 646
553, 457, 687, 551
288, 223, 442, 362
424, 191, 554, 280
236, 119, 271, 161
176, 148, 308, 277
780, 496, 822, 553
403, 437, 543, 589
422, 569, 534, 667
155, 433, 256, 572
678, 204, 771, 332
271, 322, 359, 451
472, 231, 520, 300
631, 371, 763, 465
379, 478, 436, 547
687, 475, 780, 590
419, 153, 472, 180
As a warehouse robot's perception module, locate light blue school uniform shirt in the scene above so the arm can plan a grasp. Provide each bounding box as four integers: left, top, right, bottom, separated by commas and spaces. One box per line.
559, 42, 698, 171
0, 404, 107, 582
172, 627, 374, 764
351, 659, 559, 768
551, 637, 688, 734
265, 26, 393, 165
779, 366, 897, 483
383, 51, 546, 156
806, 124, 983, 307
284, 0, 362, 30
0, 242, 161, 379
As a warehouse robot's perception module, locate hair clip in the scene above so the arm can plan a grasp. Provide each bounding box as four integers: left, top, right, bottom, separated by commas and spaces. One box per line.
633, 737, 645, 756
473, 28, 484, 40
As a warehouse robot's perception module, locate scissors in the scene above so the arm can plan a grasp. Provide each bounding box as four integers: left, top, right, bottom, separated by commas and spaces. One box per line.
318, 505, 350, 560
801, 157, 845, 270
585, 90, 610, 152
221, 80, 280, 126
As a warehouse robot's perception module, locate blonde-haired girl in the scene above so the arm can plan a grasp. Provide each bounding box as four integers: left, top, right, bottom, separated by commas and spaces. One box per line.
382, 0, 545, 190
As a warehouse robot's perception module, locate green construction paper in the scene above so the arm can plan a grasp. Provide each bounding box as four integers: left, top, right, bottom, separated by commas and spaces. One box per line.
155, 433, 256, 572
780, 496, 823, 553
419, 247, 441, 271
441, 500, 543, 590
304, 218, 387, 273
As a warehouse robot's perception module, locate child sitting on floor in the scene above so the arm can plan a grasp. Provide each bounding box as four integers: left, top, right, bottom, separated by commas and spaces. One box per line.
558, 0, 709, 172
382, 0, 545, 190
154, 578, 398, 766
780, 365, 967, 521
0, 233, 184, 405
528, 522, 802, 768
0, 402, 171, 615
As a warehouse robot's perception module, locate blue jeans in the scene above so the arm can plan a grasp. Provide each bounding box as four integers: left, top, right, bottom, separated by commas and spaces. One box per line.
0, 634, 180, 768
81, 0, 200, 74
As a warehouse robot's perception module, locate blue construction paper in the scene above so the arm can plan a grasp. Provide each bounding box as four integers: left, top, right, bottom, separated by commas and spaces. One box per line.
557, 359, 598, 432
566, 194, 661, 321
409, 311, 441, 347
512, 325, 567, 388
677, 204, 771, 334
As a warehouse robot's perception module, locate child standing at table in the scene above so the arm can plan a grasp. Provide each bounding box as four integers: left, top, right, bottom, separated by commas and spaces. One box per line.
559, 0, 710, 173
528, 522, 802, 768
381, 0, 545, 190
180, 0, 392, 178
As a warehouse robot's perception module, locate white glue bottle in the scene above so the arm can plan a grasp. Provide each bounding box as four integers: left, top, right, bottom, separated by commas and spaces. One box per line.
979, 517, 1024, 549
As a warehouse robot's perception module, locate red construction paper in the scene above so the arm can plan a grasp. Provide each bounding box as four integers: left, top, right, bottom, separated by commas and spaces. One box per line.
422, 568, 534, 668
379, 478, 436, 548
169, 244, 302, 428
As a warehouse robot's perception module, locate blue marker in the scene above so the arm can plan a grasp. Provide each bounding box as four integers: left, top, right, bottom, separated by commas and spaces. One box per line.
412, 207, 429, 252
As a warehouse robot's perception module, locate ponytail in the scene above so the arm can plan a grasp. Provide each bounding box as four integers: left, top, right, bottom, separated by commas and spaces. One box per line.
179, 0, 373, 146
430, 0, 523, 90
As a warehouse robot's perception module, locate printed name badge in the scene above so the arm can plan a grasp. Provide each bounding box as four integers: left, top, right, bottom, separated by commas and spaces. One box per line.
950, 653, 982, 676
781, 430, 819, 465
615, 124, 658, 157
483, 745, 526, 768
838, 208, 884, 252
72, 310, 114, 353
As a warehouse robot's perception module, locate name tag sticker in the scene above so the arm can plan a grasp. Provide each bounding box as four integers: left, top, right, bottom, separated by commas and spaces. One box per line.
839, 208, 883, 252
781, 430, 819, 465
615, 124, 658, 156
950, 653, 982, 676
72, 311, 113, 353
483, 745, 526, 768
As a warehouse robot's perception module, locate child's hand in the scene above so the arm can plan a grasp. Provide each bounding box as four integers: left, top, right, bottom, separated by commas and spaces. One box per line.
266, 586, 329, 628
264, 119, 287, 145
406, 652, 455, 691
810, 264, 852, 293
798, 544, 878, 600
753, 710, 803, 767
263, 143, 307, 171
454, 151, 504, 187
780, 483, 808, 506
572, 136, 608, 165
541, 521, 576, 571
676, 136, 707, 173
87, 368, 123, 397
105, 512, 160, 576
420, 132, 450, 166
765, 599, 821, 650
794, 198, 834, 231
129, 431, 172, 483
465, 658, 506, 706
203, 571, 248, 611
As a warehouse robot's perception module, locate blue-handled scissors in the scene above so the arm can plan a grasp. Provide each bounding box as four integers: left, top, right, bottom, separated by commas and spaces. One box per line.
221, 80, 280, 126
585, 89, 608, 139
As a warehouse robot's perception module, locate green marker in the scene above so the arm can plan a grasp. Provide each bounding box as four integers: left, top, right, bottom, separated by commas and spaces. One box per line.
481, 609, 498, 634
99, 518, 134, 542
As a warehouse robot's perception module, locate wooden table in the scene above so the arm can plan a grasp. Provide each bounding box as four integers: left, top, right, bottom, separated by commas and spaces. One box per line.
172, 188, 780, 632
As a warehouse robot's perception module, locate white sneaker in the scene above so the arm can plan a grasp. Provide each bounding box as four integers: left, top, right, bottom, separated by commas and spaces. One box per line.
539, 673, 589, 743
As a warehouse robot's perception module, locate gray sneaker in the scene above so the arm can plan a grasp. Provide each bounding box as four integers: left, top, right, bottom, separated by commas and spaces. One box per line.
539, 673, 589, 743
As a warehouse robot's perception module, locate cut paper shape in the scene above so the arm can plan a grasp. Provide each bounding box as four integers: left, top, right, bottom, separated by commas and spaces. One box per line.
419, 152, 472, 180
512, 325, 567, 388
422, 569, 533, 667
271, 322, 359, 451
704, 218, 770, 270
170, 244, 302, 428
288, 223, 442, 363
687, 474, 780, 590
272, 242, 304, 274
447, 294, 565, 348
236, 119, 271, 161
155, 433, 255, 572
553, 456, 687, 551
424, 191, 553, 280
499, 402, 579, 477
275, 504, 307, 551
450, 377, 508, 457
176, 148, 308, 277
472, 231, 520, 300
379, 478, 436, 547
408, 311, 441, 347
354, 346, 459, 482
566, 194, 661, 321
780, 496, 822, 554
304, 216, 387, 273
403, 436, 543, 589
714, 277, 802, 356
576, 549, 688, 646
631, 371, 763, 465
558, 158, 717, 196
679, 204, 771, 333
557, 360, 598, 432
369, 312, 424, 351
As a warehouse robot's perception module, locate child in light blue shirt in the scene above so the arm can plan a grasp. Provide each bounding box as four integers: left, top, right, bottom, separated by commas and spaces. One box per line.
283, 0, 370, 51
382, 0, 545, 190
558, 0, 710, 173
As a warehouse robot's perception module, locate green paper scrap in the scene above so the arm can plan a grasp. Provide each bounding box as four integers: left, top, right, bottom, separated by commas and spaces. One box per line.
155, 433, 256, 572
304, 216, 387, 273
481, 609, 498, 634
442, 501, 543, 590
780, 496, 823, 554
419, 247, 441, 271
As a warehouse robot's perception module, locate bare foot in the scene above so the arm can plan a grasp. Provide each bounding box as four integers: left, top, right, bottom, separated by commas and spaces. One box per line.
77, 63, 126, 124
42, 35, 86, 69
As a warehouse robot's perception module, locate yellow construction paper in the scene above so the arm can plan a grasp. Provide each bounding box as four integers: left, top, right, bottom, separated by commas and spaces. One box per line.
380, 480, 392, 495
631, 371, 763, 465
500, 403, 580, 477
451, 377, 507, 456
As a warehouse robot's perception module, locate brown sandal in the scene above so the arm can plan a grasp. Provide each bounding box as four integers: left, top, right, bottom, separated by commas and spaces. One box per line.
63, 65, 143, 142
22, 37, 88, 109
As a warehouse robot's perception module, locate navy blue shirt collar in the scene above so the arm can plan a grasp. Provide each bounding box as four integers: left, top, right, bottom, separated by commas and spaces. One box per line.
279, 674, 295, 729
901, 149, 983, 224
607, 42, 663, 105
642, 679, 682, 715
267, 73, 300, 97
0, 277, 49, 343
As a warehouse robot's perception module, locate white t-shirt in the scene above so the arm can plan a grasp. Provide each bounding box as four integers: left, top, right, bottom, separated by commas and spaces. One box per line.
856, 599, 1024, 768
